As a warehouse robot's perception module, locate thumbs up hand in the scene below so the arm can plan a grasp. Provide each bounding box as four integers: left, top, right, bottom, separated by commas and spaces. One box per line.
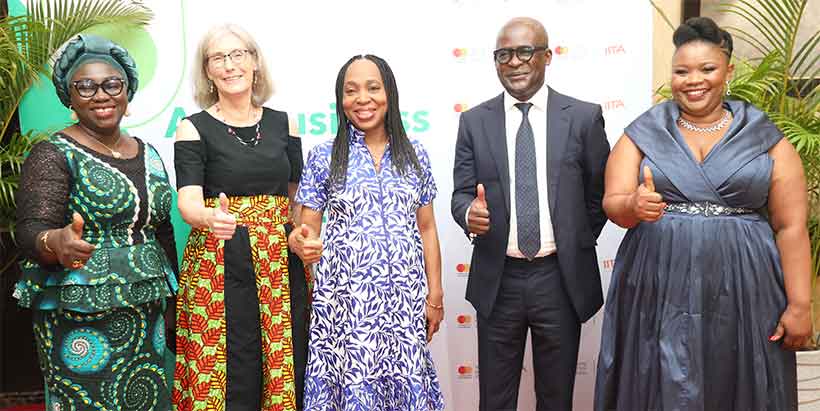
467, 183, 490, 236
206, 192, 237, 240
288, 223, 323, 264
631, 166, 666, 222
55, 212, 96, 269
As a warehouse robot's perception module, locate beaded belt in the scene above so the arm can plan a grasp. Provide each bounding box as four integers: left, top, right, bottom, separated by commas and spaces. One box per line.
664, 202, 755, 216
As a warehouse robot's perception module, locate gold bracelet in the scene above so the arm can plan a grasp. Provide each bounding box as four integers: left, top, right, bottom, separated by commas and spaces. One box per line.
41, 230, 54, 254
425, 298, 443, 310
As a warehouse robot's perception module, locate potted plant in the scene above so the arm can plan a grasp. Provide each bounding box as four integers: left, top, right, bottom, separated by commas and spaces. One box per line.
714, 1, 820, 408
0, 0, 152, 397
0, 0, 153, 271
651, 0, 818, 407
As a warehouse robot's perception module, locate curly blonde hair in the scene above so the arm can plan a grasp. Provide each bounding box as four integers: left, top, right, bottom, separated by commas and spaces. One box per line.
191, 24, 273, 109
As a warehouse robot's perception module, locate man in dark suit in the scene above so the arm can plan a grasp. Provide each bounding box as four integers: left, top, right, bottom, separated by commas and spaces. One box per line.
451, 17, 609, 410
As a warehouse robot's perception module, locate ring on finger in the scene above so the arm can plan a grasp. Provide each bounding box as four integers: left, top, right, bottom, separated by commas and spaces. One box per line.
71, 259, 84, 269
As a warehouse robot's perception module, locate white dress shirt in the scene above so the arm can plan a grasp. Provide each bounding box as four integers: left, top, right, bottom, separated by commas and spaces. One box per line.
504, 86, 556, 257
466, 85, 556, 257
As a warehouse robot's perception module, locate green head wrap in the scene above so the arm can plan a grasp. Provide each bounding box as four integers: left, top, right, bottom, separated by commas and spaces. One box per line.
52, 34, 139, 107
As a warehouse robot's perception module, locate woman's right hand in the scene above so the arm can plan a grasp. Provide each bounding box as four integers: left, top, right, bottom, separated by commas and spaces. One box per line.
53, 212, 96, 269
206, 193, 237, 240
630, 166, 666, 222
288, 224, 323, 264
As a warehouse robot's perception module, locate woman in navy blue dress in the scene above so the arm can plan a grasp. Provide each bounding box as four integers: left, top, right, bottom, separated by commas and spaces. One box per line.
290, 55, 445, 410
595, 17, 811, 410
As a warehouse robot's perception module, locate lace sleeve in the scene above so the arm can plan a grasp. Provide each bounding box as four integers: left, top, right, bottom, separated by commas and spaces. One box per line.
15, 141, 71, 263
156, 218, 179, 278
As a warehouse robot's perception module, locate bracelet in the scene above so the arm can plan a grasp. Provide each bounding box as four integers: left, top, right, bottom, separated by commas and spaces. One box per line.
425, 298, 444, 310
41, 230, 54, 255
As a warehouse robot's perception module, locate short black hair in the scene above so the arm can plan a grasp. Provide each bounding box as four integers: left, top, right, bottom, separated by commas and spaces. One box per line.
673, 17, 733, 59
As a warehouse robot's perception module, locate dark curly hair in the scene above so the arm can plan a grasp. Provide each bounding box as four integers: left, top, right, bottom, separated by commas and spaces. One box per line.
328, 55, 422, 190
673, 17, 733, 59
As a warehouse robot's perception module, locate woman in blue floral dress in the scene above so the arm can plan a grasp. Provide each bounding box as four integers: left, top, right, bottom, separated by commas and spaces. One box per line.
290, 55, 445, 410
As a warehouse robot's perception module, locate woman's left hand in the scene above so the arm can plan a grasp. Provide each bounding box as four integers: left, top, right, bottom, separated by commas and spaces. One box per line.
770, 303, 812, 350
425, 293, 444, 343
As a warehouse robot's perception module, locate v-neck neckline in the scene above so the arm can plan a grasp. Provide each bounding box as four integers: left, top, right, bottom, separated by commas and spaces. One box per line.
670, 103, 735, 166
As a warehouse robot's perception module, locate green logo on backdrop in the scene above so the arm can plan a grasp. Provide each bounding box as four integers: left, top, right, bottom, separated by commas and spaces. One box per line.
165, 104, 431, 137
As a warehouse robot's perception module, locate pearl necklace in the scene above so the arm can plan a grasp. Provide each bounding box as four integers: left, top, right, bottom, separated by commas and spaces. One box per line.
678, 110, 731, 133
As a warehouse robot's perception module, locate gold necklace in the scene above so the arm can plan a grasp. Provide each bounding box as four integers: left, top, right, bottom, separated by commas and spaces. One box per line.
93, 135, 123, 158
76, 123, 124, 158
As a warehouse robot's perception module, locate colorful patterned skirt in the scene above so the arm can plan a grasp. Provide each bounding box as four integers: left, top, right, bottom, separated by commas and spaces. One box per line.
33, 299, 170, 411
173, 195, 296, 411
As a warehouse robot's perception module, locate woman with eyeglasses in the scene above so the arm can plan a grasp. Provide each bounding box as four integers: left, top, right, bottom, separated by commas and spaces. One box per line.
14, 34, 178, 411
173, 24, 307, 411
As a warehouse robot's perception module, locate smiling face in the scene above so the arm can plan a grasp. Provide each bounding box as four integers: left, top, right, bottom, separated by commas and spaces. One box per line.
495, 20, 551, 101
671, 40, 733, 119
342, 59, 388, 134
69, 62, 128, 134
205, 33, 257, 100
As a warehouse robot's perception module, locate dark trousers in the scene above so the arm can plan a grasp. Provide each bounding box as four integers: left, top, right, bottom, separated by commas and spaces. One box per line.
224, 226, 263, 411
477, 255, 581, 411
224, 225, 310, 411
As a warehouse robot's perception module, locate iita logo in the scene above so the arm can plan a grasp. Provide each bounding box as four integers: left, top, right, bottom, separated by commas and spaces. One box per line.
456, 314, 473, 328
453, 103, 470, 113
605, 44, 626, 56
602, 100, 625, 111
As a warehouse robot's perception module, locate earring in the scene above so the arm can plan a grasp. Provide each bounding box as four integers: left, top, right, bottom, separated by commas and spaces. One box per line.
69, 106, 78, 121
125, 109, 131, 117
725, 80, 731, 96
253, 71, 258, 88
209, 80, 214, 94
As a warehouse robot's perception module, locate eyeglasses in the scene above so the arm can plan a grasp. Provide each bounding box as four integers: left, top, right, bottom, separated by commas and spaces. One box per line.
207, 49, 253, 68
493, 46, 550, 64
71, 78, 125, 98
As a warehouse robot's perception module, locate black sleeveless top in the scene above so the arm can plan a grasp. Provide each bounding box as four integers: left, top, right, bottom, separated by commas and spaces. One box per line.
174, 107, 303, 198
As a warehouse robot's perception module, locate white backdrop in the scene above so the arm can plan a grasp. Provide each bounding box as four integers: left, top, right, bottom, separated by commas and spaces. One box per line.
28, 1, 654, 409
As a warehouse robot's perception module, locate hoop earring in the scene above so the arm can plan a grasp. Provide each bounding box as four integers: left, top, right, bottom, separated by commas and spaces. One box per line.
209, 80, 214, 94
725, 80, 731, 96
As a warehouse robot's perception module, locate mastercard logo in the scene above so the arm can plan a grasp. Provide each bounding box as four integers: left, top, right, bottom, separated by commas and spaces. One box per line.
457, 365, 473, 375
456, 315, 472, 324
452, 48, 468, 58
453, 103, 469, 113
554, 45, 569, 55
456, 263, 470, 272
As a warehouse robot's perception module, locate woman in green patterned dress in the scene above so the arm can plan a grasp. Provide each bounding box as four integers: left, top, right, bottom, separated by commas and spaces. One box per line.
14, 34, 178, 411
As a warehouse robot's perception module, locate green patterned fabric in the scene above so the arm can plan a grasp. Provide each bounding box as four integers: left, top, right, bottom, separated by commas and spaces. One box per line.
34, 299, 171, 411
14, 134, 178, 313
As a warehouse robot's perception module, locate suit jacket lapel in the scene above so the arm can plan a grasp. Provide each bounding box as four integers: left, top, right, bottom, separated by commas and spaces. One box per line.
547, 87, 570, 215
480, 93, 511, 218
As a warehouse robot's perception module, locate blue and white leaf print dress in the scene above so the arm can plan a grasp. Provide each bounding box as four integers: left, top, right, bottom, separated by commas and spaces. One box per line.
296, 126, 445, 411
